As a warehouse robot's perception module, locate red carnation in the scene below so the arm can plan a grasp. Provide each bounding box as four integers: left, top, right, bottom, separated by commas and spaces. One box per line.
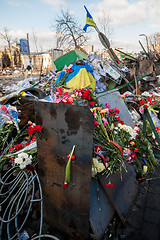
34, 125, 43, 132
67, 154, 76, 160
94, 120, 99, 127
26, 165, 35, 172
89, 101, 95, 106
140, 100, 145, 105
105, 183, 113, 188
133, 148, 139, 152
143, 104, 148, 109
130, 152, 137, 160
25, 142, 30, 146
28, 126, 34, 135
66, 68, 74, 73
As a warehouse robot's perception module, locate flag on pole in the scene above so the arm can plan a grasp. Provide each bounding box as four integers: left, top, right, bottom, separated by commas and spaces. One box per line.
83, 5, 97, 32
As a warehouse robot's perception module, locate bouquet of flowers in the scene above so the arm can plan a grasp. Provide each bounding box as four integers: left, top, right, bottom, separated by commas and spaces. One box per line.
0, 114, 43, 172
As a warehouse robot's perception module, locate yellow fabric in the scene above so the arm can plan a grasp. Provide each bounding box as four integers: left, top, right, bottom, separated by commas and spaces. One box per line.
86, 17, 97, 28
66, 68, 96, 91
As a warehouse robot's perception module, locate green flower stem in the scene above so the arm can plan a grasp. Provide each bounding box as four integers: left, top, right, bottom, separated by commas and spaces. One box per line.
65, 145, 76, 183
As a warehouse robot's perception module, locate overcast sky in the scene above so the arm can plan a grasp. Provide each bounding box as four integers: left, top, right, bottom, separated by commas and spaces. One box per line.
0, 0, 160, 53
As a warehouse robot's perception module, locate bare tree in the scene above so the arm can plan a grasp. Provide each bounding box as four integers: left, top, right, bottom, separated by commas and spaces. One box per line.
98, 10, 113, 39
148, 32, 160, 53
0, 27, 14, 69
52, 9, 88, 50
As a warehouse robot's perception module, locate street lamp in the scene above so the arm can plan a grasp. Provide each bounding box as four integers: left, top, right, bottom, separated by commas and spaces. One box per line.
139, 34, 149, 53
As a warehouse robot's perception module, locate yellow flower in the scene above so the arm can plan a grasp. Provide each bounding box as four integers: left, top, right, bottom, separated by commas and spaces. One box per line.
90, 108, 96, 112
129, 141, 135, 146
20, 92, 26, 97
138, 97, 141, 101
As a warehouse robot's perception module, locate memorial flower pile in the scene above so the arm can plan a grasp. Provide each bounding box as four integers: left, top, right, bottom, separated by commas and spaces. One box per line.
53, 87, 158, 182
53, 87, 99, 106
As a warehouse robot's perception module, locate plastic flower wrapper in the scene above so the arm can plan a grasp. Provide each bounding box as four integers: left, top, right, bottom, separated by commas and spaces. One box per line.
0, 105, 19, 130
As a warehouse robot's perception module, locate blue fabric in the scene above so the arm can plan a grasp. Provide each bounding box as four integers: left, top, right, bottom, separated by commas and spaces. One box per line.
83, 24, 90, 32
84, 5, 93, 19
55, 71, 65, 83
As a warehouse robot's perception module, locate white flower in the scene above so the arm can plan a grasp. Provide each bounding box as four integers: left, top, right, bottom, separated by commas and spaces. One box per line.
19, 162, 27, 169
18, 152, 28, 158
117, 123, 138, 140
15, 157, 23, 164
92, 157, 105, 173
14, 152, 32, 169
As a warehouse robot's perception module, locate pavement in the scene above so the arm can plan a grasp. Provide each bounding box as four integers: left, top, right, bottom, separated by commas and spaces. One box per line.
116, 165, 160, 240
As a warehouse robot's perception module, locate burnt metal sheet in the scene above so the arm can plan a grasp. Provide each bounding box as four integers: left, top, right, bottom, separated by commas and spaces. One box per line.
98, 164, 138, 224
35, 102, 94, 239
97, 89, 135, 128
90, 178, 115, 239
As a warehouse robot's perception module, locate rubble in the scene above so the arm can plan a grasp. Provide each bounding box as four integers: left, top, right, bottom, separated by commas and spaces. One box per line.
1, 21, 160, 240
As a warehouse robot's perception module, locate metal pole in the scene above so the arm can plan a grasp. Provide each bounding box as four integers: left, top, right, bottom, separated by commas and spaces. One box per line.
27, 33, 32, 77
139, 34, 149, 53
138, 40, 150, 59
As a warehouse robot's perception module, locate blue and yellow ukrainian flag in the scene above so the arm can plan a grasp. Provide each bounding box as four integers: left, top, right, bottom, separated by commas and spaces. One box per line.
55, 62, 96, 91
83, 5, 97, 32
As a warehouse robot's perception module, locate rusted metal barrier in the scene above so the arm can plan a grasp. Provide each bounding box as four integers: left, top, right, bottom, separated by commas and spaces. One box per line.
35, 101, 138, 240
35, 102, 94, 239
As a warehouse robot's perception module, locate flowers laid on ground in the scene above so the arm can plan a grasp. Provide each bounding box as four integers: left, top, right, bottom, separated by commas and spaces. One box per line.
0, 116, 43, 172
53, 87, 99, 106
53, 87, 159, 185
1, 87, 159, 187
